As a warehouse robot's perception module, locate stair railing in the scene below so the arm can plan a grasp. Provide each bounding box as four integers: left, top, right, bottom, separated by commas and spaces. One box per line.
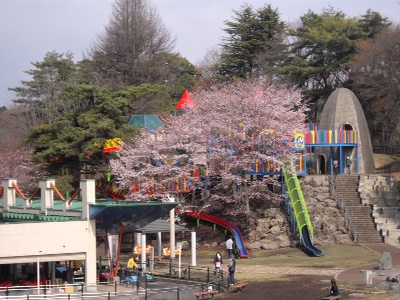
331, 175, 357, 242
341, 196, 358, 242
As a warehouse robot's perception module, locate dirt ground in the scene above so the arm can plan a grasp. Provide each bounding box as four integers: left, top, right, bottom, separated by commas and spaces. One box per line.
216, 275, 340, 300
184, 244, 398, 300
374, 153, 400, 179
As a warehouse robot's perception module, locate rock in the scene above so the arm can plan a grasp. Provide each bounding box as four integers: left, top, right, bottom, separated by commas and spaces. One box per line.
378, 252, 393, 270
278, 241, 290, 248
348, 292, 367, 298
210, 242, 218, 248
247, 241, 262, 249
260, 243, 279, 250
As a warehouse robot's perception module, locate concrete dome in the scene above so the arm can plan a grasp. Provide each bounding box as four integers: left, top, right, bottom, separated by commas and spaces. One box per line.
318, 88, 374, 174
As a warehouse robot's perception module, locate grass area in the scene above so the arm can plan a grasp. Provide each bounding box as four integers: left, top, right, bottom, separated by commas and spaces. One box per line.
190, 244, 380, 270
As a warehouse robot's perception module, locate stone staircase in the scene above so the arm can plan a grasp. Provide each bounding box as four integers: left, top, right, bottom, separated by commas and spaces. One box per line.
334, 175, 383, 243
359, 174, 400, 244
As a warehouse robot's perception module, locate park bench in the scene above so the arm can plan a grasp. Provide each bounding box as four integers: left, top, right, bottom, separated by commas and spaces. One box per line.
193, 289, 219, 299
321, 295, 342, 300
229, 281, 248, 292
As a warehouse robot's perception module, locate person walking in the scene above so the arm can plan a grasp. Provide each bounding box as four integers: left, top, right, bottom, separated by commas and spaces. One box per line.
346, 156, 352, 174
226, 236, 233, 258
333, 158, 339, 176
227, 256, 237, 285
213, 252, 223, 278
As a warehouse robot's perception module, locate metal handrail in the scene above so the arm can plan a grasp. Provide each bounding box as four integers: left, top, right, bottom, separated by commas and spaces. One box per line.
331, 174, 357, 242
341, 196, 357, 242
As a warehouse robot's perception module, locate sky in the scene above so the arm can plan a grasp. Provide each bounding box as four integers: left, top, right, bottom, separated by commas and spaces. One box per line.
1, 0, 400, 106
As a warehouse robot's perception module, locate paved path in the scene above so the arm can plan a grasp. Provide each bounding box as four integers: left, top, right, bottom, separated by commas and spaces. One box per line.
337, 243, 400, 285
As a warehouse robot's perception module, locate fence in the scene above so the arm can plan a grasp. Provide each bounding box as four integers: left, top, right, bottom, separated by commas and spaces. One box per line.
0, 263, 229, 300
373, 146, 400, 154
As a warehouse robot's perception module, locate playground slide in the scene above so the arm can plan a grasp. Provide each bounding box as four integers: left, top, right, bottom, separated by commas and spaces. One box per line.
186, 211, 249, 258
283, 162, 323, 257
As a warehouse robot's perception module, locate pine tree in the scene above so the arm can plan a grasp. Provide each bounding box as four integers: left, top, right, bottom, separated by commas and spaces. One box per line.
216, 4, 285, 81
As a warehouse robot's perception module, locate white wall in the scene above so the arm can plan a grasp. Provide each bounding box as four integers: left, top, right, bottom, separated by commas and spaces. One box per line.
0, 220, 93, 263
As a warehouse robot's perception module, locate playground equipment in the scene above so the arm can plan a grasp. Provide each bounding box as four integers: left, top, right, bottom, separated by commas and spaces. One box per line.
283, 161, 322, 256
133, 245, 152, 255
162, 247, 181, 256
186, 211, 249, 258
174, 89, 196, 116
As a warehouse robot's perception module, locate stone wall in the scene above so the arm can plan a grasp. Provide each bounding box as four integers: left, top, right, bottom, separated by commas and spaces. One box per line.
246, 175, 352, 250
301, 175, 352, 245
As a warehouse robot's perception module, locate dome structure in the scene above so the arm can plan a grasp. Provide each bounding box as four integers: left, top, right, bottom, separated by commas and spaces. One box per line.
318, 88, 374, 174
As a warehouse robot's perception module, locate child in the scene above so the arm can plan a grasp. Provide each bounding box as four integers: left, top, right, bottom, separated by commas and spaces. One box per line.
213, 252, 223, 278
327, 278, 339, 297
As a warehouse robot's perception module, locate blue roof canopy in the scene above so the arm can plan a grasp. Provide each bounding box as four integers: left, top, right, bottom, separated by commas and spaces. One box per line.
128, 114, 164, 132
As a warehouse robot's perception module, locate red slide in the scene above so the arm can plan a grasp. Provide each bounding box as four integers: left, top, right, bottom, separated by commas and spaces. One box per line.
186, 211, 249, 258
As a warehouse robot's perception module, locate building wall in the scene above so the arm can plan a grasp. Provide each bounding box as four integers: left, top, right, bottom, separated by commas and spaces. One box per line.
0, 219, 97, 287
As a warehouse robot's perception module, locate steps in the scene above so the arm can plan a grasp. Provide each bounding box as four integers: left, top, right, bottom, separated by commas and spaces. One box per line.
360, 174, 400, 245
335, 175, 383, 243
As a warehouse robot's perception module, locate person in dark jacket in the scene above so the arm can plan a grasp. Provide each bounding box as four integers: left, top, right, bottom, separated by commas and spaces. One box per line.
327, 278, 339, 297
346, 156, 352, 174
227, 256, 237, 285
213, 252, 223, 278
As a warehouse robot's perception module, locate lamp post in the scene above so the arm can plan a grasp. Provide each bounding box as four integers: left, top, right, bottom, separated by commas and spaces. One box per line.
37, 251, 42, 293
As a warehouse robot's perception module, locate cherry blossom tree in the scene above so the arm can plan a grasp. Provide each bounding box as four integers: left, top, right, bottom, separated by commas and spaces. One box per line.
0, 108, 42, 194
110, 79, 307, 214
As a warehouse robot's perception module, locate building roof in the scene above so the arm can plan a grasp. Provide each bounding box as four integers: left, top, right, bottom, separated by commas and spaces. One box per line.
175, 89, 196, 110
0, 198, 179, 234
128, 114, 164, 132
133, 218, 189, 233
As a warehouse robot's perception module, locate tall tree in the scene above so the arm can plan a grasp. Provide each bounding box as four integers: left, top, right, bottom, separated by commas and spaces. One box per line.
110, 80, 307, 214
26, 85, 136, 195
87, 0, 177, 88
350, 25, 400, 148
279, 7, 390, 121
216, 4, 285, 81
359, 9, 392, 39
9, 51, 78, 127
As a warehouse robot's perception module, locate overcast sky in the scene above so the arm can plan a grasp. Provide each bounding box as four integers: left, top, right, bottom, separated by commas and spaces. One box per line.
1, 0, 399, 106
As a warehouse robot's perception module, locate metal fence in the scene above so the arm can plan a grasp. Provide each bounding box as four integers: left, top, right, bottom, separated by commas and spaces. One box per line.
0, 264, 229, 300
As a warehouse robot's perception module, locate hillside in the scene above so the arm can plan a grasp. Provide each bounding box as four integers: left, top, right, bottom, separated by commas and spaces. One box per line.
374, 153, 400, 180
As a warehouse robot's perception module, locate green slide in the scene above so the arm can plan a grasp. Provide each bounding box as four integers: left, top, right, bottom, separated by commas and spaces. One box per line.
283, 162, 322, 256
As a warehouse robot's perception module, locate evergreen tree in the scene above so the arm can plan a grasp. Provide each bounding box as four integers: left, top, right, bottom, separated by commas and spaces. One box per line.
26, 85, 136, 195
278, 7, 390, 121
9, 51, 78, 126
216, 4, 285, 81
